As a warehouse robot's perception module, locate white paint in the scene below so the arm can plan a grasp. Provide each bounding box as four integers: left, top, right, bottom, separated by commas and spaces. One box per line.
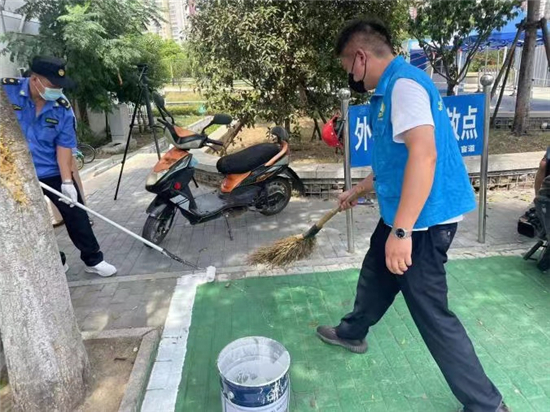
141, 273, 208, 412
225, 360, 285, 386
206, 265, 216, 282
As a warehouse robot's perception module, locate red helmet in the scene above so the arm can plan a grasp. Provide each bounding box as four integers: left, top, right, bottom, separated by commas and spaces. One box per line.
322, 114, 344, 148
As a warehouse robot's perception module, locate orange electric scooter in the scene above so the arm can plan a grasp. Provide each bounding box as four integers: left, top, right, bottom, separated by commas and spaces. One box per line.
141, 94, 304, 245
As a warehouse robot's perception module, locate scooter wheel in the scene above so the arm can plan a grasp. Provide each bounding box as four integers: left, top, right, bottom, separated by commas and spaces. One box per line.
142, 206, 176, 246
258, 177, 292, 216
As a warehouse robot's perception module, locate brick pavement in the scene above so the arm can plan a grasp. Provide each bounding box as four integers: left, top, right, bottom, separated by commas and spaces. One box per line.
58, 153, 537, 283
70, 278, 177, 332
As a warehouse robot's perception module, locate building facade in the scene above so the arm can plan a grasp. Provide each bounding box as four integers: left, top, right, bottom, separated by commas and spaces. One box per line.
0, 0, 40, 77
146, 0, 195, 43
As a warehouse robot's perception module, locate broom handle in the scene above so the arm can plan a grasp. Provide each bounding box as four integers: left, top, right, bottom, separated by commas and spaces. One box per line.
315, 189, 365, 229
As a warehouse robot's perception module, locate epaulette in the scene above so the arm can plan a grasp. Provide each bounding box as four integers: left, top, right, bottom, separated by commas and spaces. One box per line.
56, 97, 71, 109
1, 78, 21, 86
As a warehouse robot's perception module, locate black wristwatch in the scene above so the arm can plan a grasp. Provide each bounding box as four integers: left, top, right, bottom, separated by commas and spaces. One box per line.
392, 227, 412, 239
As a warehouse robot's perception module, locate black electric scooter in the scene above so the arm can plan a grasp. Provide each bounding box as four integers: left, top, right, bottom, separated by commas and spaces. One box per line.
141, 95, 304, 245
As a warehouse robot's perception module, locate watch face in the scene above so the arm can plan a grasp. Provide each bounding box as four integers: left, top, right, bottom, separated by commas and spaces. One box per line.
395, 228, 406, 238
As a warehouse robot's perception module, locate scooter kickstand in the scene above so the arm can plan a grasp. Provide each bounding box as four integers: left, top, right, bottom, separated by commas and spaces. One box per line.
224, 213, 234, 241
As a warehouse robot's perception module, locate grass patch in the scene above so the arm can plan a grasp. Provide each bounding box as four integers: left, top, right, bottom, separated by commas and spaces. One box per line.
174, 115, 222, 135
174, 115, 204, 126
164, 91, 205, 102
489, 129, 549, 155
153, 104, 204, 117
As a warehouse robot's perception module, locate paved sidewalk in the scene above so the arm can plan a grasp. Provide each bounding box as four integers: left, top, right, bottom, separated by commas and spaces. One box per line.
70, 277, 177, 332
58, 153, 538, 284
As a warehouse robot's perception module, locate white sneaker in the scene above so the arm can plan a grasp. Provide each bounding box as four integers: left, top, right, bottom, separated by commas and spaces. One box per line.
85, 261, 117, 277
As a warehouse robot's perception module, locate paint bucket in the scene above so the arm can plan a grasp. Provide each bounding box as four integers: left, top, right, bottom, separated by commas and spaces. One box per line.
217, 336, 291, 412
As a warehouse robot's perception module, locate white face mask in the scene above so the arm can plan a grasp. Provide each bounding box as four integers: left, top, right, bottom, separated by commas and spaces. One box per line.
36, 77, 63, 101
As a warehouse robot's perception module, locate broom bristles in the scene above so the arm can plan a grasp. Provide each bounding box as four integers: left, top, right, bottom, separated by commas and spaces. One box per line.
247, 234, 317, 267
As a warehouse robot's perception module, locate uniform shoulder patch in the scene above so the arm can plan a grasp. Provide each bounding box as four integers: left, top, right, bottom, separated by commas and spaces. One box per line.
56, 97, 71, 109
1, 78, 21, 86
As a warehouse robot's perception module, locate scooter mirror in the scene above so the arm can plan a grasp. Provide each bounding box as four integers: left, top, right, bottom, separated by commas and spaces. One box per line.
152, 92, 166, 109
270, 126, 289, 143
212, 114, 233, 125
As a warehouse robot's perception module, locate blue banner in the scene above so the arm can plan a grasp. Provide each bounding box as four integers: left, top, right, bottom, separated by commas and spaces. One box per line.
348, 93, 485, 168
444, 93, 485, 157
348, 104, 374, 168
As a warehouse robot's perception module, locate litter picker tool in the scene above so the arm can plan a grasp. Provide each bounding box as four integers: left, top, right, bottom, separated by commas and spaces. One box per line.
40, 182, 215, 278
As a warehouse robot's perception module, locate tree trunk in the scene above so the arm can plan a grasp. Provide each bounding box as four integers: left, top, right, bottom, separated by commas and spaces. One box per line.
76, 99, 89, 127
0, 89, 89, 411
311, 118, 321, 142
446, 81, 457, 96
512, 0, 540, 135
284, 118, 291, 135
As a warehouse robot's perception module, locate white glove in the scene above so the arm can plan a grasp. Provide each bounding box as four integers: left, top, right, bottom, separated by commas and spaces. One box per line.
60, 182, 78, 207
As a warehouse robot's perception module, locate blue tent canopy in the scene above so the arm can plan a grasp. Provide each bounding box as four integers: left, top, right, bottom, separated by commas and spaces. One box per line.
409, 8, 549, 61
410, 49, 430, 70
407, 9, 549, 71
465, 9, 549, 50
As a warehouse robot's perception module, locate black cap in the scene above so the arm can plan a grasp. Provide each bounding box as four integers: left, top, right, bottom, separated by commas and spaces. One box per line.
30, 56, 76, 89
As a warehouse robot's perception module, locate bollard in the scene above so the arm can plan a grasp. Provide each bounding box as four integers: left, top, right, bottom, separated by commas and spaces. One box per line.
478, 74, 494, 243
338, 88, 355, 254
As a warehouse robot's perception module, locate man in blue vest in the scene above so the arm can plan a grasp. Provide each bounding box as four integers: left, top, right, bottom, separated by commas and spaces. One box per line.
2, 56, 117, 277
315, 19, 508, 412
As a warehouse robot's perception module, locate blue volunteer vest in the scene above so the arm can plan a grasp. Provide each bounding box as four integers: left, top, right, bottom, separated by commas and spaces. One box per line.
368, 56, 476, 228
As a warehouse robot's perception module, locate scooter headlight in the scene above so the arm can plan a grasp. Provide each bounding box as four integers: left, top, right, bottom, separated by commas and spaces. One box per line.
146, 155, 193, 188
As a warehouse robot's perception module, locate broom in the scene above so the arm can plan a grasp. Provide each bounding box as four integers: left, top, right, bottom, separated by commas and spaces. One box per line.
248, 189, 365, 267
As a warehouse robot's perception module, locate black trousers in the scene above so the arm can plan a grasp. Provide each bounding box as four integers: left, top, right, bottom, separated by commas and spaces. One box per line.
40, 175, 103, 267
336, 219, 502, 412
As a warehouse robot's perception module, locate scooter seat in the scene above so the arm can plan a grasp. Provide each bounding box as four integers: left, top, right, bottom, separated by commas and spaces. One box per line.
217, 143, 281, 174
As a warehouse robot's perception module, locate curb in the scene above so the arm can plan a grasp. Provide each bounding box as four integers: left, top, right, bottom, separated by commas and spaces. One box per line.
81, 327, 160, 412
140, 273, 209, 412
119, 329, 160, 412
82, 138, 170, 181
80, 121, 545, 195
66, 243, 531, 288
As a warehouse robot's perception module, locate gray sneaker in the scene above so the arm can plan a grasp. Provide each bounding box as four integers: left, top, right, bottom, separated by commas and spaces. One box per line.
316, 326, 368, 354
458, 402, 510, 412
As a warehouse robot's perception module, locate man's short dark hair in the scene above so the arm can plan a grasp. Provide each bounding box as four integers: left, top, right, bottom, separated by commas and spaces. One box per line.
335, 18, 393, 57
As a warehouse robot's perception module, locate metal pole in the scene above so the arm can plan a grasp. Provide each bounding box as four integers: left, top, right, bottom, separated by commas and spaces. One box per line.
40, 182, 201, 270
141, 74, 161, 160
478, 74, 494, 243
338, 88, 354, 253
